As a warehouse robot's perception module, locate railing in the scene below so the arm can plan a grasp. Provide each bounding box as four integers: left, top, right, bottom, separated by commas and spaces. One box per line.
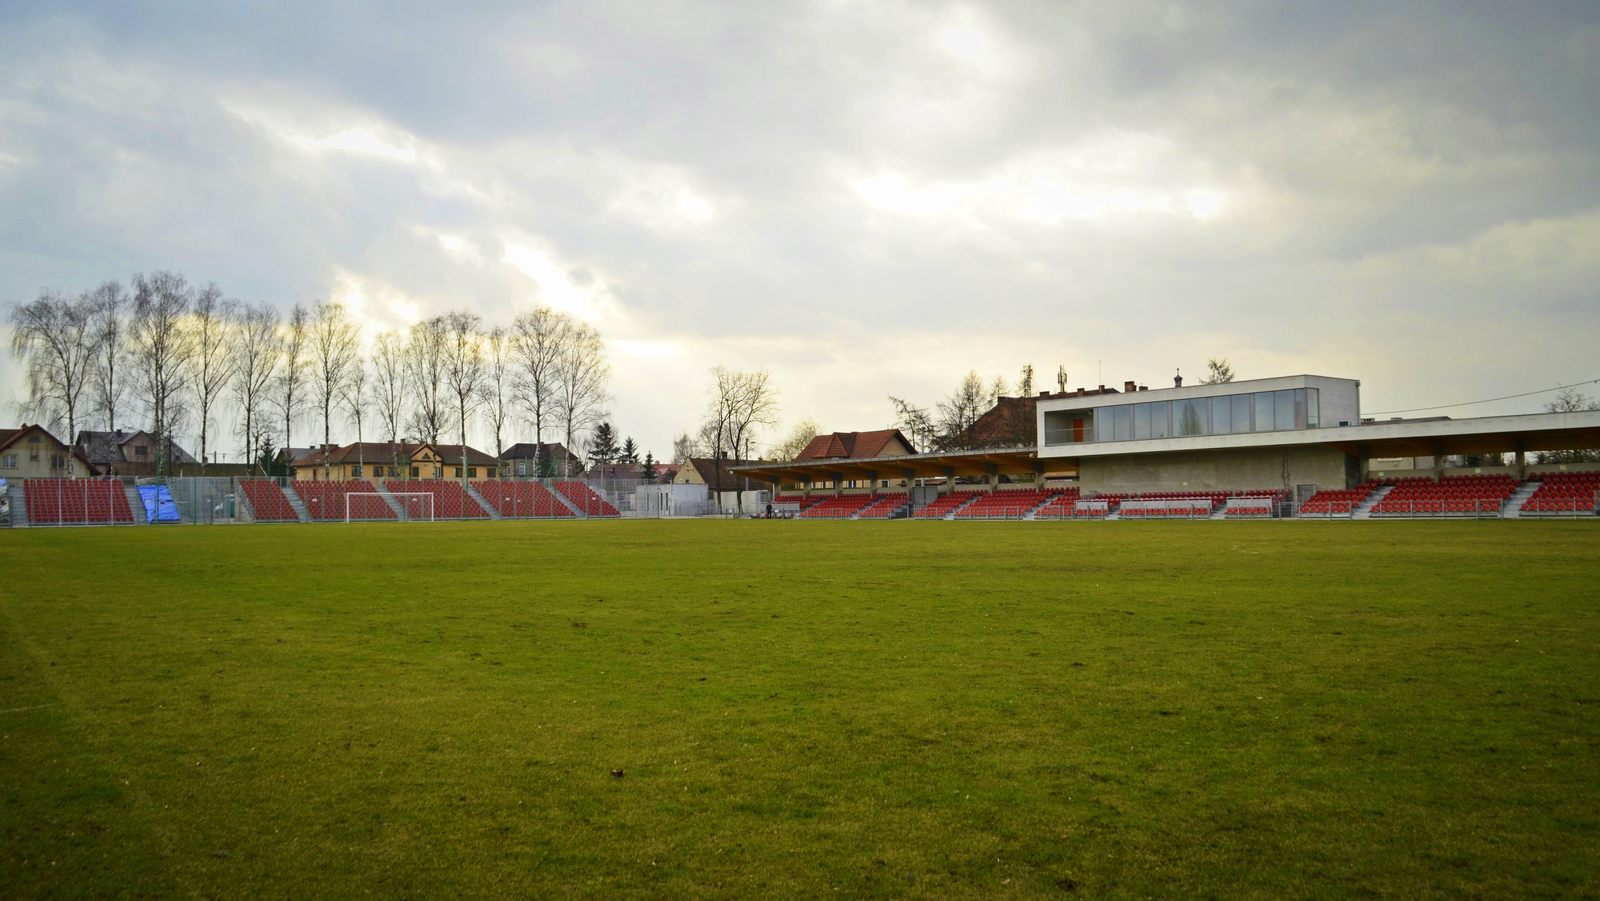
1372, 498, 1506, 518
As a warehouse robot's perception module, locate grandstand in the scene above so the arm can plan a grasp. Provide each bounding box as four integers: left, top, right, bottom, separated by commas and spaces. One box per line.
239, 479, 301, 522
1521, 471, 1600, 515
855, 493, 911, 519
473, 480, 575, 518
555, 481, 619, 517
292, 480, 396, 521
1372, 474, 1518, 517
953, 488, 1061, 519
384, 480, 490, 519
799, 494, 876, 519
21, 479, 135, 526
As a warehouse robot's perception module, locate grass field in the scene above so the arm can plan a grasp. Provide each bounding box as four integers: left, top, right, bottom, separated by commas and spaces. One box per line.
2, 520, 1597, 897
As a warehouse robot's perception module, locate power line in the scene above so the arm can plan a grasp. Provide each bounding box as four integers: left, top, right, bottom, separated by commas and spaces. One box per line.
1367, 377, 1600, 416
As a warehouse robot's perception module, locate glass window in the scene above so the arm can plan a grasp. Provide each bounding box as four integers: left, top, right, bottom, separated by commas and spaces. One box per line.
352, 465, 362, 477
1212, 396, 1233, 434
1134, 404, 1151, 440
1093, 407, 1108, 443
1, 454, 14, 468
1149, 401, 1170, 439
1253, 392, 1276, 431
468, 467, 477, 478
410, 466, 419, 478
1275, 391, 1294, 431
1306, 388, 1319, 428
1113, 406, 1134, 441
1178, 398, 1208, 436
1232, 395, 1251, 433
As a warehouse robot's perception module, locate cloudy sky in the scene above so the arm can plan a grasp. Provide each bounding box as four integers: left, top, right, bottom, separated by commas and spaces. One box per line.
3, 1, 1598, 459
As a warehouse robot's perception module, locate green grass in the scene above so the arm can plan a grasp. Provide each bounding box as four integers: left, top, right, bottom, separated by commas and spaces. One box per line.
2, 520, 1597, 897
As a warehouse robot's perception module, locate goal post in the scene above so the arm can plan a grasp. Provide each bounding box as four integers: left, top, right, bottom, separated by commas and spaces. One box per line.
345, 491, 433, 522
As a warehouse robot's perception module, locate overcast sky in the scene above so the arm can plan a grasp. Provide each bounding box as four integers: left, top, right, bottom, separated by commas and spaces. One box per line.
3, 1, 1598, 460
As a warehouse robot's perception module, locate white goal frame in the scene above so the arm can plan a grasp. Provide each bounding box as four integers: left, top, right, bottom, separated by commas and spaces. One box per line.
346, 491, 433, 522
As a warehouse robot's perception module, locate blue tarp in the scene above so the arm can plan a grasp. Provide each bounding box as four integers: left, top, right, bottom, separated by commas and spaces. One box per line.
137, 484, 182, 524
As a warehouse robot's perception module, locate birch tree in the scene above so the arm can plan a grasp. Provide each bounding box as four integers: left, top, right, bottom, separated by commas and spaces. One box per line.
372, 329, 408, 474
7, 289, 97, 446
88, 281, 129, 431
185, 283, 237, 474
479, 325, 512, 476
443, 311, 485, 482
310, 300, 359, 479
510, 306, 570, 477
231, 303, 279, 476
274, 303, 310, 470
708, 366, 778, 512
129, 271, 196, 476
553, 321, 608, 476
340, 358, 371, 476
404, 316, 449, 448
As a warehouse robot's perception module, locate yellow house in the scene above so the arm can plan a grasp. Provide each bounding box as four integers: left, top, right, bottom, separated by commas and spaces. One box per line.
293, 442, 499, 482
0, 424, 90, 480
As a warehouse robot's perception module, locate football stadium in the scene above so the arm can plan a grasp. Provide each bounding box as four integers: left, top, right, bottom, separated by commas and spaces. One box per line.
4, 372, 1599, 896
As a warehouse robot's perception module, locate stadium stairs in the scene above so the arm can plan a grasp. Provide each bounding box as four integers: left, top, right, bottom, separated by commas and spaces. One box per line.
955, 489, 1062, 520
282, 486, 312, 521
1518, 471, 1600, 516
854, 494, 911, 519
239, 479, 307, 523
913, 491, 983, 519
463, 483, 502, 520
7, 481, 27, 527
124, 484, 147, 525
1500, 480, 1542, 518
1352, 485, 1392, 519
555, 481, 620, 517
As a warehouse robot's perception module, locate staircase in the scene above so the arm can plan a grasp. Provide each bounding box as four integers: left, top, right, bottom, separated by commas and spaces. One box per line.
1021, 494, 1065, 521
463, 483, 501, 520
7, 482, 26, 527
376, 489, 405, 518
282, 486, 312, 522
1500, 480, 1541, 519
943, 493, 984, 520
124, 483, 147, 525
550, 485, 585, 517
1353, 484, 1393, 520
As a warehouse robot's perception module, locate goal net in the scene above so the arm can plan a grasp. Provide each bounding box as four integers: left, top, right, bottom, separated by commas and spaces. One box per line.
345, 491, 434, 522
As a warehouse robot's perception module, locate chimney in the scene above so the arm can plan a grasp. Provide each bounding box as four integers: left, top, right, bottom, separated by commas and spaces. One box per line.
1097, 384, 1106, 392
1123, 380, 1136, 393
1038, 391, 1050, 398
1076, 387, 1085, 396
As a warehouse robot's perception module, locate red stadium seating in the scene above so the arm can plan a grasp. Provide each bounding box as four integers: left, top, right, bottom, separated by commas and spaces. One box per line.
472, 480, 575, 518
556, 481, 620, 517
385, 480, 490, 518
1372, 475, 1517, 516
1520, 471, 1600, 515
954, 489, 1061, 519
798, 494, 876, 518
1298, 482, 1379, 517
239, 479, 300, 522
22, 479, 135, 525
913, 490, 982, 519
855, 493, 911, 519
292, 479, 396, 521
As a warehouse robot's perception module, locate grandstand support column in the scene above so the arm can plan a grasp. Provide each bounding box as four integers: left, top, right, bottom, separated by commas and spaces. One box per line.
865, 470, 878, 496
1431, 440, 1447, 480
1513, 439, 1526, 480
942, 467, 957, 494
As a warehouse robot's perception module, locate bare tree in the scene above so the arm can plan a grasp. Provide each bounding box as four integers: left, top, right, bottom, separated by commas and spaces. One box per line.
443, 312, 485, 482
231, 303, 280, 476
671, 431, 700, 464
553, 322, 608, 476
274, 303, 311, 471
87, 281, 129, 431
1537, 388, 1600, 464
8, 289, 97, 446
404, 316, 449, 448
310, 300, 360, 480
988, 374, 1009, 407
372, 330, 409, 475
510, 306, 571, 477
776, 418, 819, 460
889, 396, 936, 452
129, 271, 196, 476
708, 367, 778, 512
936, 370, 987, 451
340, 358, 371, 477
480, 325, 512, 476
1200, 358, 1236, 385
1018, 364, 1035, 398
186, 284, 237, 474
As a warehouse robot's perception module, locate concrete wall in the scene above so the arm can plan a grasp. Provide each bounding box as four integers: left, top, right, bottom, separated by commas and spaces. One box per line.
1078, 444, 1349, 494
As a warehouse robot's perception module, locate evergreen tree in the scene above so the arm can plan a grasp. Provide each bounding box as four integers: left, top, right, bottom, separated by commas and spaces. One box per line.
620, 436, 640, 464
588, 421, 620, 465
641, 451, 659, 483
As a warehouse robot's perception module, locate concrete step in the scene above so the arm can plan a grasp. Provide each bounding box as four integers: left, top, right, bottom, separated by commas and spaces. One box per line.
942, 493, 984, 520
1500, 480, 1541, 519
1353, 484, 1392, 519
7, 482, 26, 527
282, 485, 312, 522
463, 482, 501, 519
124, 483, 147, 525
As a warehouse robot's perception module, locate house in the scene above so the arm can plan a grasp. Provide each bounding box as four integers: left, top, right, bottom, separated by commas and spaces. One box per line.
587, 461, 682, 482
1, 424, 91, 479
500, 442, 581, 478
74, 429, 199, 477
793, 428, 916, 462
958, 384, 1128, 449
291, 442, 500, 481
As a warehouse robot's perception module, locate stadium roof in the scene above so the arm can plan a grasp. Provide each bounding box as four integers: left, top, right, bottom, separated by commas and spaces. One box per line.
733, 446, 1049, 485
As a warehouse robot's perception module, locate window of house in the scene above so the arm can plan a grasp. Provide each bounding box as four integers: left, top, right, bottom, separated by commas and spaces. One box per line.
50, 454, 66, 469
410, 466, 419, 478
517, 461, 527, 476
135, 445, 148, 458
2, 453, 15, 469
467, 467, 477, 478
351, 465, 362, 477
454, 467, 462, 478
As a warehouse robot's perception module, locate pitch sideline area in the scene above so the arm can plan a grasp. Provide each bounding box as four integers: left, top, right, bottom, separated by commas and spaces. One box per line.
2, 521, 1596, 896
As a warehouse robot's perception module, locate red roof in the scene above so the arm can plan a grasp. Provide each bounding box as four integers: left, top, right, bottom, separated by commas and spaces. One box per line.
793, 429, 913, 461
